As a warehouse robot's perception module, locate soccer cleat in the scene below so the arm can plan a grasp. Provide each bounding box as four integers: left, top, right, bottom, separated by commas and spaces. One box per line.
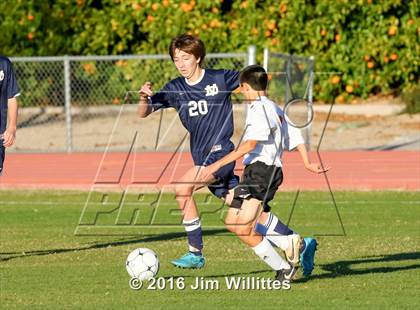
275, 266, 298, 282
300, 237, 318, 276
284, 234, 303, 266
171, 252, 205, 269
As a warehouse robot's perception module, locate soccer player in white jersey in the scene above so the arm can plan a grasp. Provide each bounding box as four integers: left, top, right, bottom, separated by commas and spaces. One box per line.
202, 65, 329, 279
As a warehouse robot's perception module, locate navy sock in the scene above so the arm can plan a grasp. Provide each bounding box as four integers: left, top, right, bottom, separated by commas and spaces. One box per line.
257, 212, 294, 236
183, 218, 203, 256
273, 217, 294, 236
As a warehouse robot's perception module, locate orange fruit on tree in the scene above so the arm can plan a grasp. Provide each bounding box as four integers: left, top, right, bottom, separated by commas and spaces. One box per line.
181, 3, 193, 12
132, 3, 141, 10
209, 19, 221, 28
336, 95, 346, 104
367, 61, 375, 69
280, 4, 287, 13
388, 26, 397, 36
331, 75, 341, 84
82, 63, 96, 75
390, 53, 398, 61
345, 85, 354, 93
267, 20, 276, 31
116, 60, 127, 67
364, 55, 370, 61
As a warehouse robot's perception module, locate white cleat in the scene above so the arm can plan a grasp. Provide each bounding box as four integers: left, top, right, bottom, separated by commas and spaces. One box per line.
284, 234, 302, 266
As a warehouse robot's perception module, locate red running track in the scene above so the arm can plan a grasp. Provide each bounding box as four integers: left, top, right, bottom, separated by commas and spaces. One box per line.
0, 151, 419, 191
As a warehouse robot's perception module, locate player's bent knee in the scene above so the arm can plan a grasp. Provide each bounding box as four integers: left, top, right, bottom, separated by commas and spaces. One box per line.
175, 183, 194, 197
234, 225, 253, 237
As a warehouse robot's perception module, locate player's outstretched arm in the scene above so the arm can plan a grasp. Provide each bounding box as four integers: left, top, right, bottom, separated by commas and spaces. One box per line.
201, 140, 257, 180
137, 82, 153, 118
3, 97, 18, 147
296, 144, 330, 174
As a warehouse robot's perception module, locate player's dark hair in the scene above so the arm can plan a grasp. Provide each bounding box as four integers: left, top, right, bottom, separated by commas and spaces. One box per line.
169, 34, 206, 67
239, 65, 268, 91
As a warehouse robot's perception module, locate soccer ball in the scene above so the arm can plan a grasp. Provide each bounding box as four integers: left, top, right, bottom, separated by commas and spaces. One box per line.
126, 248, 159, 281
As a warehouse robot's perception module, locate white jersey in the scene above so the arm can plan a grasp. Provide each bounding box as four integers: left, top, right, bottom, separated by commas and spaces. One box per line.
243, 96, 304, 167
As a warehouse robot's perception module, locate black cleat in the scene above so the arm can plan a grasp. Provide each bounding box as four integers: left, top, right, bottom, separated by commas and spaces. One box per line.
275, 266, 299, 282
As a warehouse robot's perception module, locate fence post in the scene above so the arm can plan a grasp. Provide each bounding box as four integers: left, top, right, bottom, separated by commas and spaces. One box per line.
247, 45, 256, 65
305, 55, 315, 151
64, 56, 73, 153
263, 48, 269, 71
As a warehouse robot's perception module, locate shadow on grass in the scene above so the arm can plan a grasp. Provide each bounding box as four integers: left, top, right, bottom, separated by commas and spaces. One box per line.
0, 229, 227, 262
2, 237, 419, 282
195, 252, 420, 280
295, 251, 420, 283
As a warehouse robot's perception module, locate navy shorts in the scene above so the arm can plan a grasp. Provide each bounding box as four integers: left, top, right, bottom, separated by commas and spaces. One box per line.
0, 143, 4, 176
1, 108, 6, 175
204, 150, 239, 199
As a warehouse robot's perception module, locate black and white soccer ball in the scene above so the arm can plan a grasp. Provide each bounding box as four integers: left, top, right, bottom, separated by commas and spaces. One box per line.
126, 248, 159, 281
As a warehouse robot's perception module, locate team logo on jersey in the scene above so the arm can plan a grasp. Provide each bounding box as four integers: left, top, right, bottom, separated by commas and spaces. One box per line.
204, 83, 219, 96
0, 70, 4, 81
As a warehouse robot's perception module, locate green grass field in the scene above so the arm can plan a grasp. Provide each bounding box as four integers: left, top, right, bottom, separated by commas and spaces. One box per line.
1, 190, 419, 309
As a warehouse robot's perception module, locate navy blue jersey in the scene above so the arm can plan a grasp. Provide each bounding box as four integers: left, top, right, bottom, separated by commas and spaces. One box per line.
151, 69, 239, 165
0, 56, 20, 132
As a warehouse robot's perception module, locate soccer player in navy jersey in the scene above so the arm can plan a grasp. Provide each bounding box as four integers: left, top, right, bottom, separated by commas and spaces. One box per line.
0, 56, 19, 176
138, 34, 302, 269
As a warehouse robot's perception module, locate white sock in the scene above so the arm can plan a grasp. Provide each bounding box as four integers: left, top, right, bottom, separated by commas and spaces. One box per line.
252, 238, 290, 270
265, 215, 290, 250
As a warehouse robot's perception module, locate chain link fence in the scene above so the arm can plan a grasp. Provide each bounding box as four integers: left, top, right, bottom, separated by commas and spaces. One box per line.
11, 49, 253, 152
10, 47, 314, 152
263, 49, 315, 149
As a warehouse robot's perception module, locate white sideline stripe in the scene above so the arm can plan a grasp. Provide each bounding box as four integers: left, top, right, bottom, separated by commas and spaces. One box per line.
0, 200, 419, 206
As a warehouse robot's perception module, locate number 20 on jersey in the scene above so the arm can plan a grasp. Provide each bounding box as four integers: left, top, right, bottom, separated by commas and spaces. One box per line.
188, 100, 208, 117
